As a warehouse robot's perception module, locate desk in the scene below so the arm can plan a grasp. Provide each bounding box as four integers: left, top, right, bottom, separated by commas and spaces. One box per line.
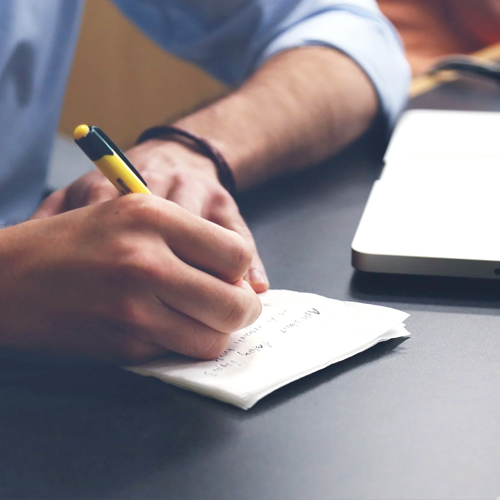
2, 78, 500, 500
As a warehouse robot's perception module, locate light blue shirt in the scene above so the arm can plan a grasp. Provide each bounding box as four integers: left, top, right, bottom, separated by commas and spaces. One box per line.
0, 0, 409, 225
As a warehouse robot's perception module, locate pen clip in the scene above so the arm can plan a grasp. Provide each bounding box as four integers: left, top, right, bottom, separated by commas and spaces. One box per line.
92, 127, 148, 187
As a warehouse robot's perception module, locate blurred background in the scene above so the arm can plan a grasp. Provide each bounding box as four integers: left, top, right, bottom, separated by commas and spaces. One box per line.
52, 0, 500, 189
51, 0, 228, 189
59, 0, 500, 147
58, 0, 227, 149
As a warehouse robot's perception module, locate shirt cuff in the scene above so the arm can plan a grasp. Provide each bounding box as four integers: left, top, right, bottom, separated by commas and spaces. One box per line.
255, 8, 411, 133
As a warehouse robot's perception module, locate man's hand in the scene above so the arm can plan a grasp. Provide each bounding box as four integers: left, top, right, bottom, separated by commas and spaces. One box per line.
1, 195, 262, 364
35, 139, 269, 293
36, 45, 381, 300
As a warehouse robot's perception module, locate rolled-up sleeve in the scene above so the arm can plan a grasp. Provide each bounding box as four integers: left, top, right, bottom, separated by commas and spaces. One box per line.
113, 0, 410, 129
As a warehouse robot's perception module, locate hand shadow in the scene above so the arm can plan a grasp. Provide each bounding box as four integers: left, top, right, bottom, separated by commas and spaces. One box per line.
0, 352, 236, 499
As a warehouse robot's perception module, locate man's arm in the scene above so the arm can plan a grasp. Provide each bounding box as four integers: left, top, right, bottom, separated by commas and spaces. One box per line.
36, 0, 410, 292
170, 46, 378, 191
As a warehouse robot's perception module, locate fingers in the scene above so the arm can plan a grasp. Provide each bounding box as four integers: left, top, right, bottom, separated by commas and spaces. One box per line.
141, 197, 253, 284
135, 297, 243, 360
64, 170, 118, 210
95, 195, 261, 328
230, 222, 269, 293
100, 197, 262, 334
151, 251, 262, 335
159, 176, 269, 292
207, 196, 270, 293
10, 195, 264, 364
32, 171, 119, 218
31, 189, 68, 219
118, 286, 258, 364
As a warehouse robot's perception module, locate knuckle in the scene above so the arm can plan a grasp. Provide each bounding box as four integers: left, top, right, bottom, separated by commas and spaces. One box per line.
110, 296, 147, 330
208, 191, 238, 220
65, 186, 84, 210
221, 291, 252, 332
100, 198, 173, 278
86, 182, 114, 204
99, 229, 159, 284
197, 334, 229, 360
114, 192, 145, 213
42, 190, 59, 205
212, 189, 235, 209
113, 241, 159, 282
249, 294, 263, 324
226, 232, 252, 276
236, 236, 253, 271
115, 193, 162, 225
117, 338, 158, 365
172, 171, 194, 188
141, 169, 164, 188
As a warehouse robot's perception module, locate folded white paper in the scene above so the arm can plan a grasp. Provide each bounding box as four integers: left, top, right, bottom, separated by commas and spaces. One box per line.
128, 290, 410, 409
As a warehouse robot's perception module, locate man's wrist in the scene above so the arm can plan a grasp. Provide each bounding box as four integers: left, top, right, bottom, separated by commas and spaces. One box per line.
136, 125, 236, 194
129, 138, 222, 183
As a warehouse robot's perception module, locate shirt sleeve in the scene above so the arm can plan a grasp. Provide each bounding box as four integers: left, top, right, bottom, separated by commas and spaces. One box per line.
112, 0, 410, 130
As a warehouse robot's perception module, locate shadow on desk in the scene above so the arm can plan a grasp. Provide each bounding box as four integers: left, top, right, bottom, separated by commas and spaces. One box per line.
0, 355, 238, 498
350, 271, 500, 311
250, 336, 408, 414
0, 332, 406, 498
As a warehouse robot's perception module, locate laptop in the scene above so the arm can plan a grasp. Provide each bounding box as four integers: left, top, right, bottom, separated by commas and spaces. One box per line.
351, 109, 500, 279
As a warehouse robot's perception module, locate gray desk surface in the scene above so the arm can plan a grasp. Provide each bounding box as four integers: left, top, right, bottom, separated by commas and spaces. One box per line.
3, 77, 500, 500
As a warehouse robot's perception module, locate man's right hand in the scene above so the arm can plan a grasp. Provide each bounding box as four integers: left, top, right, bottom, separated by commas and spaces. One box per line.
0, 195, 262, 364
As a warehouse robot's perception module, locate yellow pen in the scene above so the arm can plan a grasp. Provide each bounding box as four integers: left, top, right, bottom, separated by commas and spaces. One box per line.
74, 124, 151, 195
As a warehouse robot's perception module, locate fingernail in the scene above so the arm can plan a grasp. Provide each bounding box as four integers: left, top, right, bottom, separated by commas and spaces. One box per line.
249, 268, 268, 286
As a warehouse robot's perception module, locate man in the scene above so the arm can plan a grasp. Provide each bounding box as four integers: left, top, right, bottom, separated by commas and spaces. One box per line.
0, 0, 409, 364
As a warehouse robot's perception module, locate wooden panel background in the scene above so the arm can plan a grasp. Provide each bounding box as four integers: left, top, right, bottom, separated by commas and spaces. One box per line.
59, 0, 227, 149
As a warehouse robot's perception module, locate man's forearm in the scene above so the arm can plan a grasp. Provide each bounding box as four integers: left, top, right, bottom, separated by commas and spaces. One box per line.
174, 46, 378, 191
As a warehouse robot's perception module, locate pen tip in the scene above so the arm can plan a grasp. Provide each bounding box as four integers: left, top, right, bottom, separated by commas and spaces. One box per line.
74, 124, 90, 141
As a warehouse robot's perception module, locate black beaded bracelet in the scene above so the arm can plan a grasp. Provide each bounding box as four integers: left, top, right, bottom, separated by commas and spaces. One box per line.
136, 125, 236, 196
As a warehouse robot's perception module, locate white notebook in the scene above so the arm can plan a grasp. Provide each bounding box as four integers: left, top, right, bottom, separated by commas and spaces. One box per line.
128, 290, 410, 410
